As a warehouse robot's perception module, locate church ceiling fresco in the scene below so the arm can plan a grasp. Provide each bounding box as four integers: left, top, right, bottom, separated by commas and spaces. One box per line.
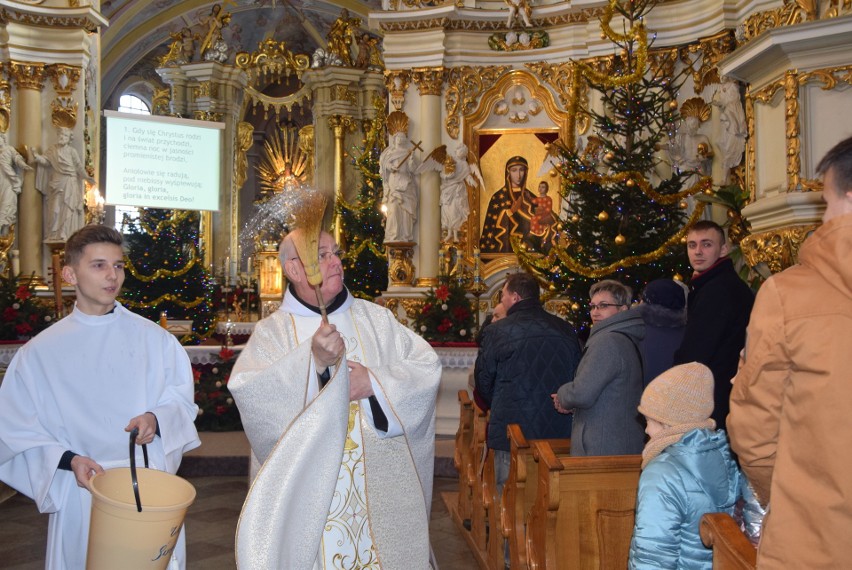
101, 0, 382, 100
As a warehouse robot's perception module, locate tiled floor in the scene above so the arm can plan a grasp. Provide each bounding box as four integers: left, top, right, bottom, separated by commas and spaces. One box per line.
1, 473, 476, 569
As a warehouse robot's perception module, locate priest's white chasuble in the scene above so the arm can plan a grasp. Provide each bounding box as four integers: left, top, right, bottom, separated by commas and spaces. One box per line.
230, 292, 441, 569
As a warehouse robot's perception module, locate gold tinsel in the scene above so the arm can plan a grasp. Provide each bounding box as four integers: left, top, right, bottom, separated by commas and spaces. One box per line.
514, 202, 707, 279
121, 294, 207, 309
125, 256, 197, 282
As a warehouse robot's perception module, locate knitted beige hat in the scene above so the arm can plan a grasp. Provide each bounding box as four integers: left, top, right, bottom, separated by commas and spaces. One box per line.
638, 362, 714, 426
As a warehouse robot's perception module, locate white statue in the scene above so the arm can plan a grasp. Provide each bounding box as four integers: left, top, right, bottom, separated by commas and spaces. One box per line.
669, 98, 713, 184
380, 131, 420, 243
418, 143, 485, 243
505, 0, 533, 28
712, 77, 747, 178
32, 127, 93, 242
0, 133, 33, 236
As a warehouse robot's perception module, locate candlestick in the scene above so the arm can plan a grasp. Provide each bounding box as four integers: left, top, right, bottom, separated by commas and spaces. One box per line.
473, 248, 481, 282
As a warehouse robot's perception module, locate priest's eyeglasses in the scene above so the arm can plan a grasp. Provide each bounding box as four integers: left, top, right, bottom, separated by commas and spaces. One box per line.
318, 249, 344, 263
588, 302, 624, 311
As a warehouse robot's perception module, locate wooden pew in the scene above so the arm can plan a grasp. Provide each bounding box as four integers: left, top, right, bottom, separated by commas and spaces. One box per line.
490, 425, 570, 570
699, 513, 757, 570
455, 390, 475, 524
469, 402, 490, 557
526, 441, 641, 570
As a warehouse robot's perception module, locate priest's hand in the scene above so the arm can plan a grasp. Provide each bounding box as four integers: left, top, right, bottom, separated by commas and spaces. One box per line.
347, 360, 374, 401
71, 455, 104, 489
312, 322, 345, 369
126, 412, 158, 445
551, 393, 573, 415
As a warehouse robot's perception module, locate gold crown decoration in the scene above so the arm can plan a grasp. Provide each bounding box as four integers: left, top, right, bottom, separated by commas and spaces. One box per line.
386, 111, 409, 136
50, 100, 78, 129
679, 97, 711, 122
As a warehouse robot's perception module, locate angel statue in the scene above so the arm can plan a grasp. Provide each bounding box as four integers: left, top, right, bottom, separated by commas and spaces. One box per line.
418, 143, 485, 243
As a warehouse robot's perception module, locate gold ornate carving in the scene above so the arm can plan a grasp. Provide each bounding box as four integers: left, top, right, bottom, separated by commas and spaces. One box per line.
235, 122, 254, 191
412, 67, 445, 96
386, 243, 416, 286
193, 80, 212, 99
378, 7, 606, 33
745, 86, 757, 200
385, 70, 411, 112
51, 98, 77, 128
680, 97, 712, 121
3, 11, 101, 32
331, 85, 357, 105
525, 61, 590, 136
10, 61, 46, 91
799, 65, 852, 90
740, 225, 818, 274
415, 277, 439, 287
193, 110, 223, 122
400, 298, 426, 321
236, 39, 311, 120
152, 87, 171, 116
677, 31, 736, 94
784, 70, 801, 192
739, 0, 815, 45
445, 66, 510, 139
46, 64, 81, 96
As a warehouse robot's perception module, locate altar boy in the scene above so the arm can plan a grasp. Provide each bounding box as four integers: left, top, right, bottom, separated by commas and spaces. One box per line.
0, 224, 200, 569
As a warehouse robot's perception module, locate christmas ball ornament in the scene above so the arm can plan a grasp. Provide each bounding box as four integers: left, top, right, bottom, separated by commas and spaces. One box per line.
704, 188, 714, 195
679, 200, 688, 209
626, 178, 635, 187
668, 100, 678, 110
597, 210, 609, 221
571, 303, 580, 311
605, 151, 615, 162
727, 209, 736, 218
571, 214, 580, 223
544, 142, 551, 152
680, 236, 687, 244
549, 169, 557, 177
673, 273, 683, 282
600, 32, 606, 40
614, 234, 626, 245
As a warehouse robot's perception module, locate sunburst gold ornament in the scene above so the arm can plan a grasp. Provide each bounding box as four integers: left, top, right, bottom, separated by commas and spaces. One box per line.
597, 210, 609, 221
615, 234, 626, 245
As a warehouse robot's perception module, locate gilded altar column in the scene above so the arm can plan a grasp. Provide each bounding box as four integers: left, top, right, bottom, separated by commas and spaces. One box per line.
412, 68, 443, 285
10, 63, 46, 281
328, 114, 356, 246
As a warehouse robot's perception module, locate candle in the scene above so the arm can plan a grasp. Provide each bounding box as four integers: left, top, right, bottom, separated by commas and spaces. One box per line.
246, 256, 252, 275
224, 256, 230, 286
10, 249, 20, 276
473, 248, 481, 281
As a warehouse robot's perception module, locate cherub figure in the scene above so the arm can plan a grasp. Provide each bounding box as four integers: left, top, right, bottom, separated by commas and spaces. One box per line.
418, 143, 485, 243
505, 0, 533, 29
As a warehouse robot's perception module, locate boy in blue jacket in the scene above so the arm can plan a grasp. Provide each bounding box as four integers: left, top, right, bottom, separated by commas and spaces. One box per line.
629, 362, 742, 569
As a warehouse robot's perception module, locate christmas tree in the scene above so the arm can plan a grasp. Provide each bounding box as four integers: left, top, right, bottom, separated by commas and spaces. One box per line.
337, 101, 389, 299
120, 208, 216, 344
517, 0, 711, 330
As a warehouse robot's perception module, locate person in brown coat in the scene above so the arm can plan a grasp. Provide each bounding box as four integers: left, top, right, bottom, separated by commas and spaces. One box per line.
728, 134, 852, 568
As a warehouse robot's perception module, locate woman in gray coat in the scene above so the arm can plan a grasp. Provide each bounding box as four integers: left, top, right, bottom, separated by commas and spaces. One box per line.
553, 280, 646, 456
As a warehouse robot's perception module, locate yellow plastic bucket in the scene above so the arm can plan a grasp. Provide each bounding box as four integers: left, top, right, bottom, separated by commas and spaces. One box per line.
86, 433, 196, 569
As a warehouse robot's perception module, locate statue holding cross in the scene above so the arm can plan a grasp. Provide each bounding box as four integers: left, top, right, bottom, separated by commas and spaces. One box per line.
380, 126, 422, 244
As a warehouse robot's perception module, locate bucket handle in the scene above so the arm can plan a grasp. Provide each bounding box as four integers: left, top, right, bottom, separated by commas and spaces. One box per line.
129, 427, 150, 513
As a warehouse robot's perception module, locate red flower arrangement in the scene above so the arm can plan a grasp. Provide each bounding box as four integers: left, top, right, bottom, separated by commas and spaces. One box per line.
412, 279, 475, 343
0, 275, 56, 341
193, 346, 243, 431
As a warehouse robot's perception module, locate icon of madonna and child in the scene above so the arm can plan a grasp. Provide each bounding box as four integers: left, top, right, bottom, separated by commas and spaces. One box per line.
479, 155, 556, 254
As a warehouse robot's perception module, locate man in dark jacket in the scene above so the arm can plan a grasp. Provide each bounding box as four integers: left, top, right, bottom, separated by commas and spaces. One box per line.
475, 271, 581, 489
673, 220, 754, 430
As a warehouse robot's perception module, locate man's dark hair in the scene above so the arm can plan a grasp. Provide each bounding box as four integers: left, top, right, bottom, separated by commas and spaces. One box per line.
816, 135, 852, 196
688, 220, 726, 244
505, 272, 540, 301
64, 224, 124, 267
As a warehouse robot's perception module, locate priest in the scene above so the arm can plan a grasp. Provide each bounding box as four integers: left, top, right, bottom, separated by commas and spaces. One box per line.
229, 229, 441, 569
